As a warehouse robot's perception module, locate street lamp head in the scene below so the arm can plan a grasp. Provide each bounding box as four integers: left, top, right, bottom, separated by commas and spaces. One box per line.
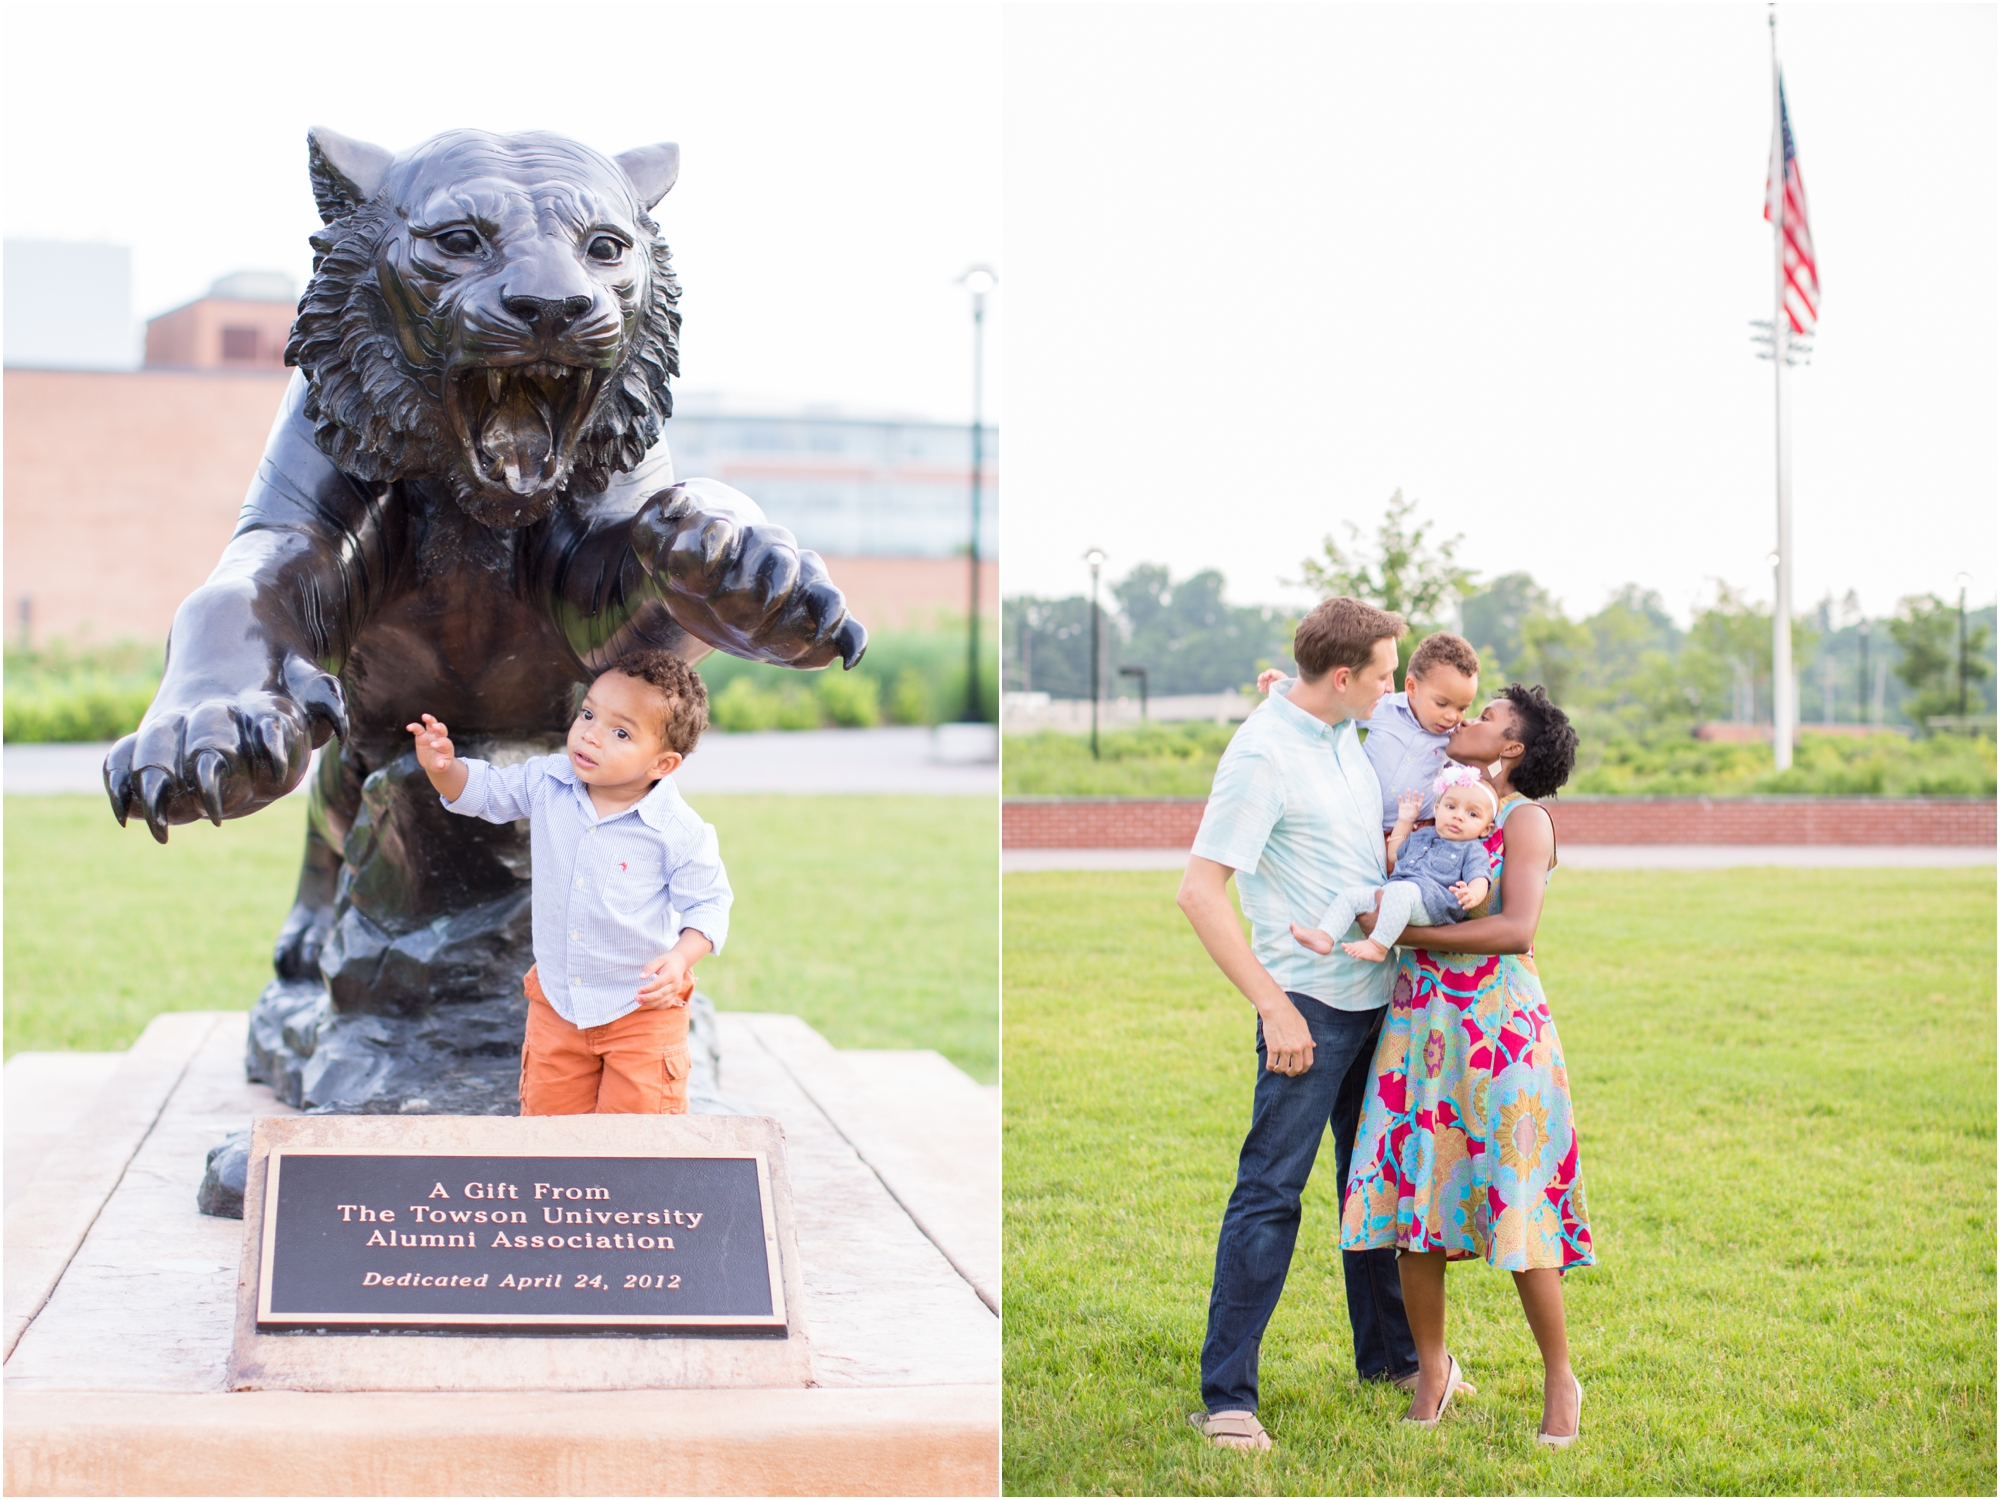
1766, 552, 1781, 570
1955, 571, 1972, 591
1084, 547, 1107, 572
960, 265, 998, 297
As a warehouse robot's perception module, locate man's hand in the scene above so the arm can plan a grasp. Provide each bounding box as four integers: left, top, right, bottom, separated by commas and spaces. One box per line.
1260, 998, 1316, 1076
404, 714, 469, 803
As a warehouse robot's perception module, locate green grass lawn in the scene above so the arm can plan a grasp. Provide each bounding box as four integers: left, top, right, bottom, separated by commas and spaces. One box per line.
1003, 867, 1996, 1495
4, 793, 996, 1081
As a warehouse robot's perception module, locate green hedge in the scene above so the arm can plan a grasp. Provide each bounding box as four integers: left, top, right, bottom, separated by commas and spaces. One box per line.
696, 621, 999, 731
1001, 719, 1998, 798
2, 627, 999, 744
5, 642, 164, 744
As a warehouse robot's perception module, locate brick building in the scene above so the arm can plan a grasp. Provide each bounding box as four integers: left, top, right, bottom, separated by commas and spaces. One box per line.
4, 250, 997, 647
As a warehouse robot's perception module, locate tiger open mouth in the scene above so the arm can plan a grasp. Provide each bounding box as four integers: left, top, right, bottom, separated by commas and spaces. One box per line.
443, 359, 607, 500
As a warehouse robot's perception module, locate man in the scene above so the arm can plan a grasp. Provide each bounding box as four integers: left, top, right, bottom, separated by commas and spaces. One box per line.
1177, 596, 1424, 1453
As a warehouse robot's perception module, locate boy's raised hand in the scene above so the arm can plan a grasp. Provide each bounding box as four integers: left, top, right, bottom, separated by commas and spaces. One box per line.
1255, 669, 1286, 695
404, 713, 469, 802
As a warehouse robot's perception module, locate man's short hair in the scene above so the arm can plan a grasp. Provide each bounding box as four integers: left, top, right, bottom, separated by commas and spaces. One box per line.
1293, 598, 1406, 681
1408, 631, 1481, 682
600, 647, 709, 756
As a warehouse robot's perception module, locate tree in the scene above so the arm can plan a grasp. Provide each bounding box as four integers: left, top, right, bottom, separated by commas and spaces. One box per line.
1461, 572, 1559, 671
1677, 583, 1818, 726
1112, 565, 1293, 696
1003, 595, 1109, 699
1298, 491, 1477, 682
1888, 593, 1992, 727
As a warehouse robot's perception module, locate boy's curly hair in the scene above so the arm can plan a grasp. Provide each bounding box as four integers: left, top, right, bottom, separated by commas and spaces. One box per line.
1498, 683, 1576, 801
600, 647, 708, 756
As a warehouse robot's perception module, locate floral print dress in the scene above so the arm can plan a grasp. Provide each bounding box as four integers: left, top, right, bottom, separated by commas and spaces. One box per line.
1339, 794, 1593, 1272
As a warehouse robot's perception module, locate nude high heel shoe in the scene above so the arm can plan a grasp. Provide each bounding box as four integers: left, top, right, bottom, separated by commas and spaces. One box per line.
1401, 1354, 1468, 1429
1535, 1373, 1583, 1449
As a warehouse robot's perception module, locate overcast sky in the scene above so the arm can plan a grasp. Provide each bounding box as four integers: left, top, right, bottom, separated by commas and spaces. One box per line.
1001, 3, 1995, 622
2, 2, 1000, 423
5, 4, 1991, 623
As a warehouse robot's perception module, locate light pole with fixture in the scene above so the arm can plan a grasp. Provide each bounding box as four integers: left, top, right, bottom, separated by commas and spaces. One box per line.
1084, 548, 1106, 759
959, 265, 996, 723
1956, 571, 1972, 725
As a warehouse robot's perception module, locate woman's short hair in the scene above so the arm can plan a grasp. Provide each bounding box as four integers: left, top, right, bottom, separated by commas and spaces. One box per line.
1498, 683, 1576, 800
1293, 597, 1406, 681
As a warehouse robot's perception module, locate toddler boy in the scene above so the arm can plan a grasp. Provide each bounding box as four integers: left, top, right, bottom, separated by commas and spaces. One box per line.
406, 647, 729, 1115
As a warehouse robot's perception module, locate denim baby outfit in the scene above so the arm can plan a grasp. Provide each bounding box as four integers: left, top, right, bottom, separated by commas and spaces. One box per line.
1312, 827, 1492, 952
1386, 827, 1493, 927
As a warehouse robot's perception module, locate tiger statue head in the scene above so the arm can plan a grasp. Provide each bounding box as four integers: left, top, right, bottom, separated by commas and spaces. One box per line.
287, 127, 682, 528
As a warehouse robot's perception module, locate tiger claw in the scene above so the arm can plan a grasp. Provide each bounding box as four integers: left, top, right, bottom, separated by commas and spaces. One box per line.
195, 750, 228, 826
836, 617, 868, 670
139, 767, 173, 844
105, 759, 133, 827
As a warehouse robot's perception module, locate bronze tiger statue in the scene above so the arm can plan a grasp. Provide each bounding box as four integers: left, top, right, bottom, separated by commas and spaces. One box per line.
107, 127, 865, 1135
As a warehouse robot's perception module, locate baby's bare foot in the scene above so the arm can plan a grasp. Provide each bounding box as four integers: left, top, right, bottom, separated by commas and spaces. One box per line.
1341, 938, 1390, 963
1290, 923, 1335, 955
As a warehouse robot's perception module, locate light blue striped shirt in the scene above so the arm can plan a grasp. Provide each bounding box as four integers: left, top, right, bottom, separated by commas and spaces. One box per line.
1191, 688, 1394, 1013
444, 755, 732, 1029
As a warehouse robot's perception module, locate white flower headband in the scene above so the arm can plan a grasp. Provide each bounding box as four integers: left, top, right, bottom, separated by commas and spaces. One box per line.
1433, 763, 1498, 816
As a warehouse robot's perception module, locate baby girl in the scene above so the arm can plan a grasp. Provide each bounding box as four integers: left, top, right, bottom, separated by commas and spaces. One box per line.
1292, 764, 1498, 963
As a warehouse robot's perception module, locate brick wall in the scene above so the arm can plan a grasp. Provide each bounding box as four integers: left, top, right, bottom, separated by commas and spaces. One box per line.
1002, 795, 1997, 848
3, 369, 995, 647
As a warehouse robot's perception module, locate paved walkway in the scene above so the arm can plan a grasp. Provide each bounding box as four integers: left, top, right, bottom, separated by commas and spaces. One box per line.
7, 726, 998, 799
1002, 843, 1994, 873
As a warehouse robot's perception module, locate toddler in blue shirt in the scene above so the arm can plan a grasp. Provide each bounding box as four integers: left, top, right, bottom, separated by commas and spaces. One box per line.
406, 647, 729, 1115
1292, 764, 1498, 963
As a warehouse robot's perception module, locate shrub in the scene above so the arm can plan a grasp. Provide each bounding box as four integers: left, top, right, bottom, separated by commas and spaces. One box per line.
888, 668, 933, 726
710, 677, 783, 733
772, 683, 823, 731
4, 640, 165, 743
817, 669, 882, 728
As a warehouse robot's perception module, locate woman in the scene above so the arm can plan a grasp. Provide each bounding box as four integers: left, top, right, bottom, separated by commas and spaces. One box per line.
1340, 683, 1590, 1447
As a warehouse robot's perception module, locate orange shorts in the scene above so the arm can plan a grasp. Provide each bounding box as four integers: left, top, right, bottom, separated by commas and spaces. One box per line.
519, 966, 692, 1116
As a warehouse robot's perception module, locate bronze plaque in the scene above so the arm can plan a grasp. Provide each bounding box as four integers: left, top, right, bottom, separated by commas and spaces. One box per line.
255, 1147, 786, 1331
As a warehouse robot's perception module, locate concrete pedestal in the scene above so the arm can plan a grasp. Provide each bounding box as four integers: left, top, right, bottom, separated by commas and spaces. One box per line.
4, 1012, 998, 1496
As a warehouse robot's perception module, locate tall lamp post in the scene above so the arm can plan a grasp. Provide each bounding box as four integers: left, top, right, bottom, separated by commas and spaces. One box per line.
959, 265, 996, 723
1956, 571, 1972, 725
1084, 547, 1106, 759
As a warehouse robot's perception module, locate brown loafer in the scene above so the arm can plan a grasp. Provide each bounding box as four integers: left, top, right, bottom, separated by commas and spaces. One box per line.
1189, 1409, 1273, 1451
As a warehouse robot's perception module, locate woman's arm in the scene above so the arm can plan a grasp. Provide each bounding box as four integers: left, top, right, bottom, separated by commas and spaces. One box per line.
1361, 803, 1553, 955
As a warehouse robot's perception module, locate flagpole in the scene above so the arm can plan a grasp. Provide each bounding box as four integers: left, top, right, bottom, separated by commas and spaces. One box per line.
1768, 6, 1796, 770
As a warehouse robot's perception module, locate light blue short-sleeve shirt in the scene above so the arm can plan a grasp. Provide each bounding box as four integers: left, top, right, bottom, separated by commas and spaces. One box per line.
1190, 689, 1394, 1012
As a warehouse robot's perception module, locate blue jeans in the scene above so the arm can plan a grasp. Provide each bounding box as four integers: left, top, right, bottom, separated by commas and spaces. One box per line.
1200, 993, 1418, 1414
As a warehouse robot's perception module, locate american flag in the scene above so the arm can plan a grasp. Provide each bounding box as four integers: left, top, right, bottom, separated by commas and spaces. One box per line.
1764, 75, 1820, 336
